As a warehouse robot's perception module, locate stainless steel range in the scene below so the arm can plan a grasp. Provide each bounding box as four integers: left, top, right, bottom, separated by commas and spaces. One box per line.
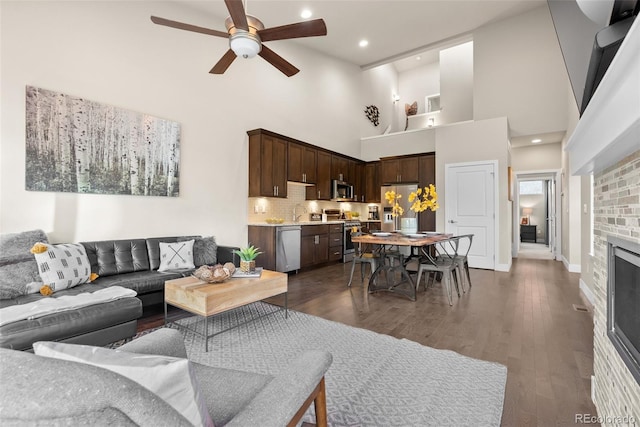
342, 220, 361, 263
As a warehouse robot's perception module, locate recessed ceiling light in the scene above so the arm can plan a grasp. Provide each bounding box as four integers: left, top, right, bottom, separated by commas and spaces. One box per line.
531, 138, 542, 143
359, 39, 369, 48
416, 56, 421, 60
300, 9, 312, 19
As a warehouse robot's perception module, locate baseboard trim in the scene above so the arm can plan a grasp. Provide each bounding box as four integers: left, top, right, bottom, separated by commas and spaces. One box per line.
496, 259, 512, 272
579, 278, 596, 307
562, 255, 581, 273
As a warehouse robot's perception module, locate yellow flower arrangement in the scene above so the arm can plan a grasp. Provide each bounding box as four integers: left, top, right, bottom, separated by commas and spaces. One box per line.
408, 184, 439, 213
384, 190, 404, 217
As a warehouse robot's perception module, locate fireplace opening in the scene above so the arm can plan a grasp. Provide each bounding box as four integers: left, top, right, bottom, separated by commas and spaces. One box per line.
607, 236, 640, 385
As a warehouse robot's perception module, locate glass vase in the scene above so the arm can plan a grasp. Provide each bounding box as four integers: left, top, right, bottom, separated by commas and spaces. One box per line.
401, 217, 418, 235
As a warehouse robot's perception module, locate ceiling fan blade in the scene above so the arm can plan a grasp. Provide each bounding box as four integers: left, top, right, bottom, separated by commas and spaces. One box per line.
224, 0, 249, 31
258, 45, 299, 77
258, 19, 327, 42
210, 49, 237, 74
150, 16, 228, 38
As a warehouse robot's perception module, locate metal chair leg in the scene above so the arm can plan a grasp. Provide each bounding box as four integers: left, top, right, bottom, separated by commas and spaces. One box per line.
348, 259, 357, 287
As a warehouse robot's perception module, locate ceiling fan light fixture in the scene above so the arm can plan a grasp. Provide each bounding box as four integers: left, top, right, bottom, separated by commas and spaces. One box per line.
230, 33, 261, 58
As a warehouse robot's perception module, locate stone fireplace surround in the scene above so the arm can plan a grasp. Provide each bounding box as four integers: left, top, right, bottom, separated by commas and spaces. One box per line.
592, 151, 640, 424
564, 16, 639, 426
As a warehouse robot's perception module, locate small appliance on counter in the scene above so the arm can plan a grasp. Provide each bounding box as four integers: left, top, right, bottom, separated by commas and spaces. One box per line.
309, 213, 322, 221
368, 205, 379, 220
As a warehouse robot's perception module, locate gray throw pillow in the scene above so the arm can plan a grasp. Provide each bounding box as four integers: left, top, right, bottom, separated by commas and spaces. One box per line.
0, 229, 48, 299
179, 236, 217, 266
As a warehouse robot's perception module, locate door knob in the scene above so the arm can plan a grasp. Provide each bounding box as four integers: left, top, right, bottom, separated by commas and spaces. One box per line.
448, 220, 458, 223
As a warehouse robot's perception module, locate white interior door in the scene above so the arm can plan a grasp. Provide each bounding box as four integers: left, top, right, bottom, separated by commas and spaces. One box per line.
445, 162, 496, 270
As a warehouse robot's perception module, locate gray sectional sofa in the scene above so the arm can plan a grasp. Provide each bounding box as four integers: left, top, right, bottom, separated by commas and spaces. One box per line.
0, 328, 332, 426
0, 230, 239, 351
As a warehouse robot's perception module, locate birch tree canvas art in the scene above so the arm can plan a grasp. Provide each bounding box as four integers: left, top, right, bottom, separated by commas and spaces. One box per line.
25, 86, 180, 196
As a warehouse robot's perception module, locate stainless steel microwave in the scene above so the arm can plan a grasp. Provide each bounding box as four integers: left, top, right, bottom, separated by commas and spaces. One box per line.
332, 180, 354, 202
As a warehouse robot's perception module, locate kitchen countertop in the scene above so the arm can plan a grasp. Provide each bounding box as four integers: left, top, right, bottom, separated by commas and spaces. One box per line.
248, 220, 345, 227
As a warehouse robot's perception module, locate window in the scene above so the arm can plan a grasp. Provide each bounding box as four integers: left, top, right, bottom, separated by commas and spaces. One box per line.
519, 180, 544, 195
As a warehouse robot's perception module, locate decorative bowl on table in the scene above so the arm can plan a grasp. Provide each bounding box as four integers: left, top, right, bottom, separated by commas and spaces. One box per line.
265, 218, 285, 224
192, 263, 236, 283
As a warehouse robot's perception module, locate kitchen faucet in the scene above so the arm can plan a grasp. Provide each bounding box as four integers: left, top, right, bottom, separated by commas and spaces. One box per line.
293, 204, 307, 222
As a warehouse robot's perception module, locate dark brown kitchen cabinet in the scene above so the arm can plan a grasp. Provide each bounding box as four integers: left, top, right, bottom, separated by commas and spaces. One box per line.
380, 156, 419, 184
329, 224, 343, 262
352, 163, 365, 203
331, 155, 349, 182
248, 130, 287, 198
247, 226, 276, 271
418, 154, 436, 232
300, 225, 330, 267
288, 142, 316, 184
307, 150, 332, 200
365, 161, 381, 203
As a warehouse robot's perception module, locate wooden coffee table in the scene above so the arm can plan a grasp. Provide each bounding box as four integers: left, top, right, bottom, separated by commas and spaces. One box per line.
164, 269, 288, 351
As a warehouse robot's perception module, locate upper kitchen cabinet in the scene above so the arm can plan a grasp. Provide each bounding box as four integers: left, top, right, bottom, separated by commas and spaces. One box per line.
331, 155, 349, 182
352, 162, 365, 203
364, 161, 381, 203
307, 150, 332, 201
248, 129, 287, 198
288, 142, 317, 184
380, 156, 419, 184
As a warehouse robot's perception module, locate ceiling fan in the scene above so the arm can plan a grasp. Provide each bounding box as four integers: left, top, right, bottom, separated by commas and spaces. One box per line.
151, 0, 327, 77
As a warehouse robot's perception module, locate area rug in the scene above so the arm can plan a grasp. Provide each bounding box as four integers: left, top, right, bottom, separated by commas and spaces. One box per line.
162, 302, 507, 426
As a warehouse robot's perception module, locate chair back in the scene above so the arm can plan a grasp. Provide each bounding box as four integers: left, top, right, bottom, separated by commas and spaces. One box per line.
455, 234, 474, 258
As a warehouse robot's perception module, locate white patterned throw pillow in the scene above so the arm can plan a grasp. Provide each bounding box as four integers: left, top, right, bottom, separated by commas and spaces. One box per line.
158, 240, 195, 272
33, 341, 214, 427
31, 243, 92, 292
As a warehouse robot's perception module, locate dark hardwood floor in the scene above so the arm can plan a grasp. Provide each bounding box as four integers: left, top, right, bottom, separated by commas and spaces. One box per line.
141, 257, 597, 426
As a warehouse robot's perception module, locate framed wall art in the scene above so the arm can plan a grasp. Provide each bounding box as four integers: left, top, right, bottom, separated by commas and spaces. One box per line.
25, 86, 181, 197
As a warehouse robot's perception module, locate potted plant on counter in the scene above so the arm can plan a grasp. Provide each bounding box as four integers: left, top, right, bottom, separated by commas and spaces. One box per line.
233, 244, 263, 273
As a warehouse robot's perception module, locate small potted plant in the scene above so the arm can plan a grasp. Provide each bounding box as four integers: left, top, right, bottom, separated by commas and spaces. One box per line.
233, 244, 263, 273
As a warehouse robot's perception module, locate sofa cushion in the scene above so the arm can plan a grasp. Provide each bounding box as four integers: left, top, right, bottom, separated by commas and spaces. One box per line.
32, 243, 92, 293
159, 240, 195, 272
82, 239, 150, 277
34, 341, 214, 427
179, 236, 218, 266
0, 283, 142, 351
192, 362, 272, 426
146, 236, 199, 270
0, 348, 192, 426
0, 229, 48, 299
92, 270, 187, 295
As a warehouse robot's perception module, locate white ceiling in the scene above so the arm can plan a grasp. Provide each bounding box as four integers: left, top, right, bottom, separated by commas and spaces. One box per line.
176, 0, 547, 68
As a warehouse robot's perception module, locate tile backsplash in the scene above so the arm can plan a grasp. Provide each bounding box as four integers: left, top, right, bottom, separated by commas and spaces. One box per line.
248, 182, 378, 223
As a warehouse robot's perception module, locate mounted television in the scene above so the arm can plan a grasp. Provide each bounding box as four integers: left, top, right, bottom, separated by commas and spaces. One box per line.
547, 0, 639, 115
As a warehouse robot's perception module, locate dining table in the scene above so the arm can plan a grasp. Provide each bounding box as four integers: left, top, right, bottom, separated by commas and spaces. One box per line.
351, 232, 454, 301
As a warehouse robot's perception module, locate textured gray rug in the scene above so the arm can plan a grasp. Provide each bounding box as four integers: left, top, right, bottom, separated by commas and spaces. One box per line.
167, 302, 507, 426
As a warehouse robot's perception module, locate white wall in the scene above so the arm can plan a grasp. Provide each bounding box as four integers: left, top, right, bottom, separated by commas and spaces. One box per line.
360, 64, 399, 135
561, 85, 582, 272
398, 61, 440, 118
435, 117, 511, 269
0, 1, 363, 246
511, 143, 562, 171
439, 41, 474, 125
360, 128, 436, 161
473, 5, 568, 137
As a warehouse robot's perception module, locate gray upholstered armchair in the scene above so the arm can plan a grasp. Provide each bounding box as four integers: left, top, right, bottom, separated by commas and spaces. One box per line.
0, 328, 332, 426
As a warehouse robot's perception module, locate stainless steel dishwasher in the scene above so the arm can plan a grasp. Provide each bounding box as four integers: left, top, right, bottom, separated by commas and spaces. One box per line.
276, 226, 301, 273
